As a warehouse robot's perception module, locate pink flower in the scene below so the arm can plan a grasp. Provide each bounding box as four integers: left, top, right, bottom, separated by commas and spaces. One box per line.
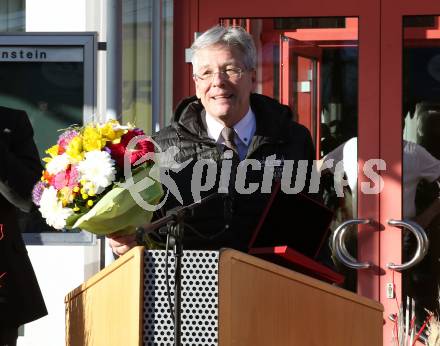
67, 166, 80, 188
51, 166, 79, 190
52, 171, 68, 190
57, 130, 79, 153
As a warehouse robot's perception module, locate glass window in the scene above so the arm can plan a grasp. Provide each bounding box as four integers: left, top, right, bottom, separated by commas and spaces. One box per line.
161, 0, 173, 128
122, 0, 173, 134
122, 0, 152, 133
0, 59, 83, 160
402, 14, 440, 330
0, 0, 25, 32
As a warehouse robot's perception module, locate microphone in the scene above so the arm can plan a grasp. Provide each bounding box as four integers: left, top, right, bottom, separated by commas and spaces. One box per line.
219, 149, 237, 230
222, 190, 233, 229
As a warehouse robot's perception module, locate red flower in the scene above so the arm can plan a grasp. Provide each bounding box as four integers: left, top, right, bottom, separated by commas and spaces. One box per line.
107, 129, 154, 168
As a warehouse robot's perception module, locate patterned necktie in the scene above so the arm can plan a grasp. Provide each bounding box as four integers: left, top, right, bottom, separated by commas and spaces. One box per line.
221, 127, 238, 154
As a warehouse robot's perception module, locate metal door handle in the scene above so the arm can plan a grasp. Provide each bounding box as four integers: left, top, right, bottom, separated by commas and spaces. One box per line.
331, 219, 371, 269
386, 219, 429, 271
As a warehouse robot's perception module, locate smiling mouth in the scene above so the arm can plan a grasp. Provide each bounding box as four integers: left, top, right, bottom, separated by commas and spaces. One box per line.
212, 95, 233, 100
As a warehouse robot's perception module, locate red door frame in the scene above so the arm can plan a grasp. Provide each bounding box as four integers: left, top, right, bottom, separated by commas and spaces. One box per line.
380, 1, 440, 344
280, 37, 322, 154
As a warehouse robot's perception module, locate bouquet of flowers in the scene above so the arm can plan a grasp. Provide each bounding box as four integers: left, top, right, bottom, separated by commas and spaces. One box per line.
32, 120, 163, 236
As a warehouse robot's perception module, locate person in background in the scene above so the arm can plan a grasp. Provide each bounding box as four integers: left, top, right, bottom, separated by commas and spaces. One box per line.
0, 107, 47, 346
320, 136, 440, 320
109, 25, 318, 256
320, 137, 440, 227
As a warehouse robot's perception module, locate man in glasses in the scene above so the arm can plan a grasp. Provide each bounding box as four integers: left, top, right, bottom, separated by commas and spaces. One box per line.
110, 25, 317, 255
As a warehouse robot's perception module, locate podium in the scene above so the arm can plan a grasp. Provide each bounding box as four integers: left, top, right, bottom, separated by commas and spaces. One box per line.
65, 247, 383, 346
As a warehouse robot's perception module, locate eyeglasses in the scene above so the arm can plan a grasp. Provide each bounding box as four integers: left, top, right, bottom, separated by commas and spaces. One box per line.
193, 67, 245, 83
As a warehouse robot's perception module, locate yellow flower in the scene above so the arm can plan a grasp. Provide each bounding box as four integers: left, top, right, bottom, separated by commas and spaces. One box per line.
66, 136, 83, 162
87, 200, 94, 207
83, 125, 106, 152
59, 187, 74, 206
101, 120, 125, 142
46, 144, 59, 157
42, 144, 60, 163
82, 193, 89, 200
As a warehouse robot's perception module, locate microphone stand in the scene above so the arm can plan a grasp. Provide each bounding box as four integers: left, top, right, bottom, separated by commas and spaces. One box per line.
140, 192, 221, 346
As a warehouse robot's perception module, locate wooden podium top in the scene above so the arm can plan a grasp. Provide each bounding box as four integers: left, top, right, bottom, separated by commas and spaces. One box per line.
219, 249, 382, 310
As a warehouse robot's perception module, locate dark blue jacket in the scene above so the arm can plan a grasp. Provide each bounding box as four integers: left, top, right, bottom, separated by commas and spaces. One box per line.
153, 94, 316, 251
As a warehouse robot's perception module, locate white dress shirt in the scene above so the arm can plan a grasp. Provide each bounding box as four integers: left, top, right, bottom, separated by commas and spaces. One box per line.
205, 108, 256, 160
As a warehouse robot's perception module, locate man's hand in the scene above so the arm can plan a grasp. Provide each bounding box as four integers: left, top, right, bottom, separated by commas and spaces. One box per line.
107, 232, 137, 257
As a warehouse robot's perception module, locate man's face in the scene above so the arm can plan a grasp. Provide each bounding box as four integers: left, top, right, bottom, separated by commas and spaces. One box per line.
193, 44, 256, 127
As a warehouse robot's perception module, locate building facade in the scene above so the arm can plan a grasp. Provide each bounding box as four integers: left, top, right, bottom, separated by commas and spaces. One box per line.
1, 1, 440, 345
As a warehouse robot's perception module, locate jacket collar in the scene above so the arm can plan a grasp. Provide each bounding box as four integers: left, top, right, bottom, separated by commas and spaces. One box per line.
172, 93, 294, 149
173, 96, 211, 142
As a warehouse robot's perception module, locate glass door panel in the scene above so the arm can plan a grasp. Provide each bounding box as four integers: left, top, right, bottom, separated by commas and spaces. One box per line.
280, 36, 321, 143
223, 17, 360, 291
401, 15, 440, 338
222, 17, 358, 155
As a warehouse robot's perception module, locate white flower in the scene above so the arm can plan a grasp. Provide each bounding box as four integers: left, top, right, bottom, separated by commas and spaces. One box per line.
77, 150, 116, 194
111, 123, 134, 131
39, 186, 73, 229
46, 153, 70, 175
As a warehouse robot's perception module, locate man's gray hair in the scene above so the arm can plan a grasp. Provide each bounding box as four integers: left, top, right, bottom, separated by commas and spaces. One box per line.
191, 25, 257, 71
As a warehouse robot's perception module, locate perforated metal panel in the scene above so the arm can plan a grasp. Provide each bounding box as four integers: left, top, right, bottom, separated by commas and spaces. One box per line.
143, 250, 219, 346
